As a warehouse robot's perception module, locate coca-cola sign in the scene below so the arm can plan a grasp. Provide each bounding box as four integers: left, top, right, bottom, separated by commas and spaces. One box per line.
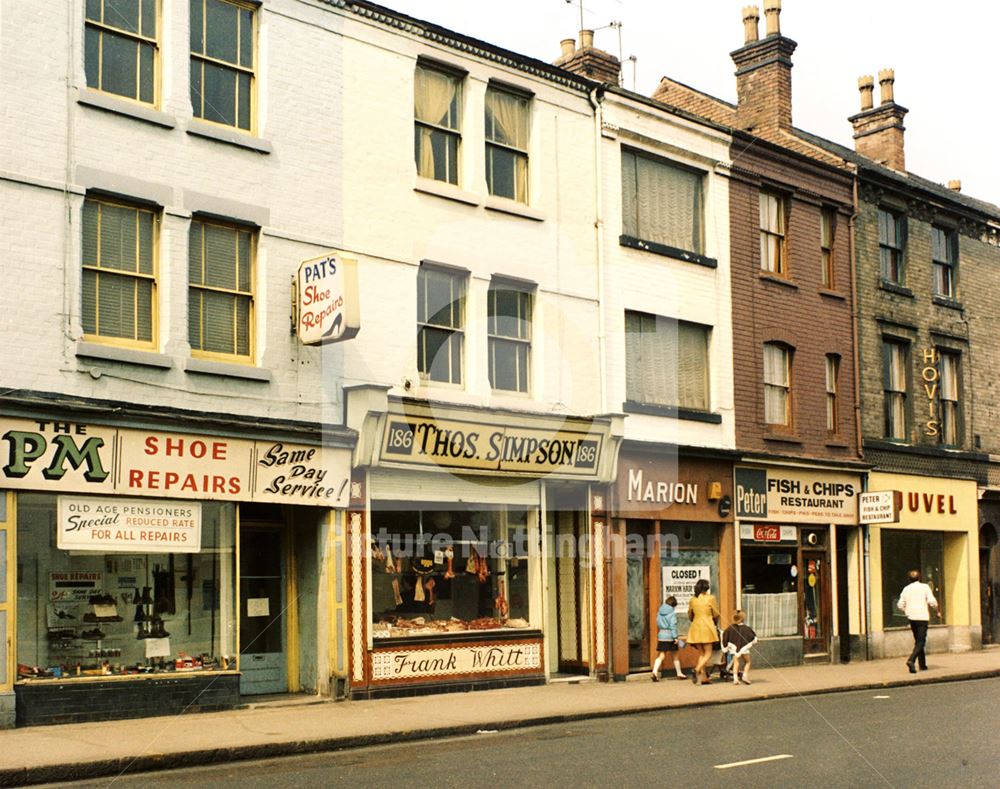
754, 525, 780, 542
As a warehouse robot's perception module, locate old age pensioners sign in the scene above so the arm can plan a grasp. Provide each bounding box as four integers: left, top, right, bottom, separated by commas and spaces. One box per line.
59, 496, 201, 553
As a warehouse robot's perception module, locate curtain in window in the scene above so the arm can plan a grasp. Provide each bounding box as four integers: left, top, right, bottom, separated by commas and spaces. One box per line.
485, 89, 528, 201
414, 67, 458, 179
763, 344, 788, 424
743, 592, 798, 637
625, 313, 708, 409
631, 155, 701, 252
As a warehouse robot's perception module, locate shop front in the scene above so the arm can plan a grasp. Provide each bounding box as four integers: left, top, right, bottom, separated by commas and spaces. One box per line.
866, 472, 980, 658
735, 464, 862, 667
609, 447, 735, 680
344, 387, 622, 697
0, 413, 352, 727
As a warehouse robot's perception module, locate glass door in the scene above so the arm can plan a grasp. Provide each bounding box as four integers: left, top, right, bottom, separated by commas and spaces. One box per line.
801, 551, 829, 655
239, 526, 286, 695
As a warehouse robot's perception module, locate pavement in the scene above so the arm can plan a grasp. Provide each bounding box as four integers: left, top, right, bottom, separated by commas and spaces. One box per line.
1, 647, 998, 787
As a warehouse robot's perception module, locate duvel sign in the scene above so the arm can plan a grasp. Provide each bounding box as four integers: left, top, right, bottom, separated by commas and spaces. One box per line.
295, 252, 360, 345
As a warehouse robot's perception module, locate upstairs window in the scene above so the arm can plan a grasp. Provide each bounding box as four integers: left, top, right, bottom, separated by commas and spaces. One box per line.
82, 196, 157, 346
190, 0, 256, 131
938, 351, 960, 446
625, 311, 710, 411
488, 281, 532, 393
826, 354, 840, 434
85, 0, 158, 104
485, 86, 529, 203
188, 218, 254, 360
883, 339, 909, 440
414, 63, 461, 185
759, 192, 785, 274
763, 343, 791, 425
878, 208, 905, 285
932, 226, 957, 300
417, 266, 465, 385
621, 150, 704, 254
821, 208, 836, 288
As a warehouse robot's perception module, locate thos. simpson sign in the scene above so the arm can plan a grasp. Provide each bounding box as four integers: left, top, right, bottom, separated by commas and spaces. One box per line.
294, 252, 360, 345
380, 414, 603, 478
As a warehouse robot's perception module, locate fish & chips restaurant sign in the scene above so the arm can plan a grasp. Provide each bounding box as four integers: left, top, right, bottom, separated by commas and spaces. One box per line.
1, 418, 352, 507
735, 467, 859, 524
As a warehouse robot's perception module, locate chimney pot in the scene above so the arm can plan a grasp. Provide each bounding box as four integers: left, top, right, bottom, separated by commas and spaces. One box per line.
742, 6, 760, 44
858, 75, 874, 111
948, 179, 962, 192
878, 68, 895, 105
579, 29, 594, 49
763, 0, 781, 36
560, 38, 575, 58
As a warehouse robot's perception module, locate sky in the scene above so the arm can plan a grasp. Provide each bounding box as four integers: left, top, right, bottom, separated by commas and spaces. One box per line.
382, 0, 1000, 206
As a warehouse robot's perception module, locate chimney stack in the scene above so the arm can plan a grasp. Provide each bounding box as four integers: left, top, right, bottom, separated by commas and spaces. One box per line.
948, 180, 962, 192
849, 68, 908, 172
554, 29, 621, 85
731, 1, 797, 132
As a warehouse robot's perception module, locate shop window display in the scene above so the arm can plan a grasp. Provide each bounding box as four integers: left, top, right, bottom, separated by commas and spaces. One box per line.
370, 505, 532, 637
881, 530, 945, 627
16, 494, 236, 680
741, 546, 799, 637
660, 523, 720, 626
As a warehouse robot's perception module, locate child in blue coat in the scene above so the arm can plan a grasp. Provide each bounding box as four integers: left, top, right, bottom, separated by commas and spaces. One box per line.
652, 595, 685, 681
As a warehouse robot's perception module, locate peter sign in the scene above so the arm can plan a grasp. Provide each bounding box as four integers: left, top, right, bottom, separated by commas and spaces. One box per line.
295, 252, 360, 345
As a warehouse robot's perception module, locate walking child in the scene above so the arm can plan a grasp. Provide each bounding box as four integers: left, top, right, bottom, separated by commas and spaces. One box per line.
652, 595, 685, 681
721, 610, 757, 685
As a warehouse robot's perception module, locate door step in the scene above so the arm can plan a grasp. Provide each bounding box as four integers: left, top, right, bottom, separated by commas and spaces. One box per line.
803, 652, 830, 660
549, 674, 595, 685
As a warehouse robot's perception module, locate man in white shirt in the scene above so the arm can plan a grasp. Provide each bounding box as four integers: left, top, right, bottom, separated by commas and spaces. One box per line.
897, 569, 939, 673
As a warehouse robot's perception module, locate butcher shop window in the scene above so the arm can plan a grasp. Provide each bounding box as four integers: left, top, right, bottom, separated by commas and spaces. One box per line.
369, 505, 532, 638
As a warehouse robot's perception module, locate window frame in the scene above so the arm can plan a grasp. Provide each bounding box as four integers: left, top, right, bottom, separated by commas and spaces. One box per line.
624, 310, 711, 412
620, 148, 706, 256
759, 191, 786, 275
932, 226, 958, 300
763, 342, 791, 427
416, 264, 467, 386
187, 216, 256, 363
937, 349, 961, 447
84, 0, 160, 106
487, 279, 533, 394
882, 338, 909, 441
81, 195, 159, 350
414, 61, 463, 186
484, 83, 530, 204
878, 207, 905, 285
826, 353, 840, 435
189, 0, 257, 133
821, 208, 836, 289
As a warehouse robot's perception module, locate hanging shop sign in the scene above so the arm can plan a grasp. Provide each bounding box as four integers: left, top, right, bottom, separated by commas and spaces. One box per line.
370, 641, 543, 682
859, 491, 902, 524
661, 565, 711, 615
57, 496, 202, 553
0, 418, 351, 507
293, 252, 360, 345
735, 467, 859, 524
378, 409, 604, 479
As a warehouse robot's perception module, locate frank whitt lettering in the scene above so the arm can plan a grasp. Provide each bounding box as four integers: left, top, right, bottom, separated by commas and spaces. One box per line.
371, 642, 541, 680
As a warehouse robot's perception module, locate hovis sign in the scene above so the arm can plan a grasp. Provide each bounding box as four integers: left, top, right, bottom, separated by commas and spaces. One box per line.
295, 252, 360, 345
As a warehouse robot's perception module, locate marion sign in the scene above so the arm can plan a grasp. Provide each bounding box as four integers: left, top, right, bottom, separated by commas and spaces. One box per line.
295, 252, 360, 345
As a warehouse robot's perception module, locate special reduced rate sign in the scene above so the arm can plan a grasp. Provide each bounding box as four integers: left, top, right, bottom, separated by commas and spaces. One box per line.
58, 496, 202, 553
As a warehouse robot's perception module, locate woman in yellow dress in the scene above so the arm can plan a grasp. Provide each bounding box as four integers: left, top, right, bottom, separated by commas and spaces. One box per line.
687, 578, 720, 685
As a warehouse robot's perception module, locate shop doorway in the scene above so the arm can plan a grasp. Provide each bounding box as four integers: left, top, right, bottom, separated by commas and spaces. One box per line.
802, 550, 830, 656
240, 524, 287, 695
551, 508, 590, 674
980, 524, 999, 645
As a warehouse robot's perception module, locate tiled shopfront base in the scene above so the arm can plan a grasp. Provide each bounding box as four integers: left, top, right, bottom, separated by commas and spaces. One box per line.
14, 673, 240, 726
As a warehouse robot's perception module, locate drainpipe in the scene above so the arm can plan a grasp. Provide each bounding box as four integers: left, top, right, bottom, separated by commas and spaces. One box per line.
849, 165, 872, 660
589, 86, 607, 413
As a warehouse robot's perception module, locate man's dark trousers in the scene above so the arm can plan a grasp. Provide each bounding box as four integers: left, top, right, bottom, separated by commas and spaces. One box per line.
908, 620, 929, 669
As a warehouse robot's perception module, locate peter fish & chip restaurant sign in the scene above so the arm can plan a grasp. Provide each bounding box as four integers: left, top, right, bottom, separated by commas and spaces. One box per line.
58, 496, 202, 553
735, 467, 859, 525
0, 418, 351, 508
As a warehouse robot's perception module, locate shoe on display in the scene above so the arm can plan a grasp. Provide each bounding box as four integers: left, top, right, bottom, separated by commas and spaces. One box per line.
81, 628, 105, 640
140, 587, 154, 605
132, 589, 141, 605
